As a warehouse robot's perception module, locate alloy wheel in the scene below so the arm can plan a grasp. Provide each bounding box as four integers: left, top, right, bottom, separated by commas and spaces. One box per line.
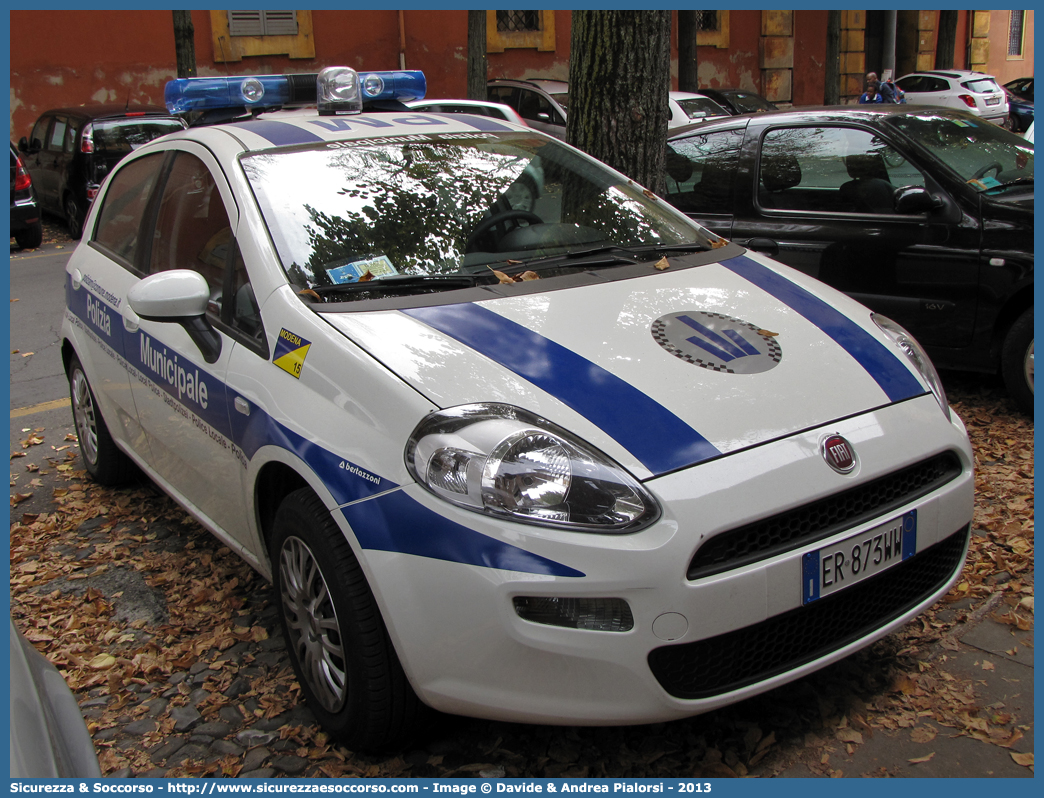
70, 369, 99, 466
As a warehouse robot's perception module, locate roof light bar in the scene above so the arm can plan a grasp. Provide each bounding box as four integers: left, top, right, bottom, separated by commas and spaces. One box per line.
164, 68, 426, 117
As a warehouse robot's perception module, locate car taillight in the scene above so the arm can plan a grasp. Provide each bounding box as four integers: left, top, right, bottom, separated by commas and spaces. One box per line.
959, 94, 977, 108
13, 155, 32, 191
81, 123, 94, 153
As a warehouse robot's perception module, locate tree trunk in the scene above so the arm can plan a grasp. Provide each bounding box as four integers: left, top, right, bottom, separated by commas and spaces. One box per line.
678, 11, 699, 93
172, 10, 196, 79
466, 10, 487, 100
935, 10, 958, 69
824, 10, 840, 104
567, 10, 672, 195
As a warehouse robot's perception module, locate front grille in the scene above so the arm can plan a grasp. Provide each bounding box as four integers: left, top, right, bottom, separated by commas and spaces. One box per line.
650, 526, 969, 699
687, 452, 963, 579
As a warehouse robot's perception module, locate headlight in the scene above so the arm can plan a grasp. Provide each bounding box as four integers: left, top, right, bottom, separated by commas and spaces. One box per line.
873, 314, 950, 421
406, 404, 660, 533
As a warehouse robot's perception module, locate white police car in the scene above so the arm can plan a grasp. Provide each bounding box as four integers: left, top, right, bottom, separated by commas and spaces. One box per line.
61, 67, 975, 749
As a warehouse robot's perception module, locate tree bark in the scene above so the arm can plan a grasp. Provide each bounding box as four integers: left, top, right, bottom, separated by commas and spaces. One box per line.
824, 10, 840, 104
172, 10, 196, 79
678, 11, 699, 93
466, 10, 487, 100
567, 10, 672, 195
935, 10, 958, 69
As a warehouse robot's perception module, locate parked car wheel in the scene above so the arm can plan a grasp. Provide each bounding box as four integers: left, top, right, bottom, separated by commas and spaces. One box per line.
68, 354, 135, 485
14, 218, 43, 250
1001, 308, 1034, 415
64, 195, 84, 240
273, 488, 426, 750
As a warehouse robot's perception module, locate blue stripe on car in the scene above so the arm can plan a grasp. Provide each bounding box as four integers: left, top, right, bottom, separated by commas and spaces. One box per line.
67, 275, 578, 577
723, 255, 925, 403
341, 491, 585, 577
402, 303, 722, 476
231, 120, 325, 146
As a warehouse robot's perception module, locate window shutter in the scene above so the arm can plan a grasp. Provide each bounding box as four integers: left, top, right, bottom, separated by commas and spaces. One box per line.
228, 10, 298, 37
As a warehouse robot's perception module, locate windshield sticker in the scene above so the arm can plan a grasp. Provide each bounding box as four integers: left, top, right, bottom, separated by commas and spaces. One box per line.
328, 255, 398, 284
273, 328, 312, 379
652, 311, 783, 374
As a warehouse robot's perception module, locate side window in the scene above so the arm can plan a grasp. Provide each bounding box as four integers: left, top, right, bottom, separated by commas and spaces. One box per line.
63, 120, 80, 154
230, 244, 264, 344
30, 117, 50, 151
664, 129, 743, 214
47, 117, 68, 151
92, 152, 167, 266
149, 152, 233, 311
517, 89, 553, 123
758, 126, 925, 215
488, 85, 519, 110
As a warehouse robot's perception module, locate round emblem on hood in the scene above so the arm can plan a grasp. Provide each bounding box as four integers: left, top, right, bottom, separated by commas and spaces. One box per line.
651, 311, 782, 374
822, 434, 857, 474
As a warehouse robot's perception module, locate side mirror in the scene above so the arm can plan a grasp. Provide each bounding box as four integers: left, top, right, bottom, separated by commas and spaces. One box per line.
893, 185, 943, 214
18, 137, 29, 153
128, 270, 221, 363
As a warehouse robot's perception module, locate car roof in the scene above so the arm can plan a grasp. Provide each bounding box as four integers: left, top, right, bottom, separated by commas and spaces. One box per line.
666, 103, 976, 138
901, 70, 996, 81
669, 91, 718, 100
35, 104, 176, 121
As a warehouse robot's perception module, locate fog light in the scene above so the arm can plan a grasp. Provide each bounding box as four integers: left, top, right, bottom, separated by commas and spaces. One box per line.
513, 596, 633, 632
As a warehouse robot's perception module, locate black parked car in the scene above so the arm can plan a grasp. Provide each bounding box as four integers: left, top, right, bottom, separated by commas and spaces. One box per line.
18, 105, 185, 239
665, 106, 1034, 412
10, 143, 43, 249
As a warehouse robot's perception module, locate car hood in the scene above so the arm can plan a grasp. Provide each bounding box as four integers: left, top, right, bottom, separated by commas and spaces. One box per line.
322, 252, 927, 480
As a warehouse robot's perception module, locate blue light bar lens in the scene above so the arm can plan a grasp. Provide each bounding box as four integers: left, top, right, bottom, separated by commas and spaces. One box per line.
359, 71, 426, 103
165, 76, 292, 114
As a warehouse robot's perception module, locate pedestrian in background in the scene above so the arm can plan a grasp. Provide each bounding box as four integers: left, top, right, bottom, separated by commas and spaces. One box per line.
859, 81, 884, 104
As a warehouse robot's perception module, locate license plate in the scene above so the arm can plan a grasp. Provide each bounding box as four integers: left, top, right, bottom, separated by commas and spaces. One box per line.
801, 511, 917, 605
986, 97, 1001, 105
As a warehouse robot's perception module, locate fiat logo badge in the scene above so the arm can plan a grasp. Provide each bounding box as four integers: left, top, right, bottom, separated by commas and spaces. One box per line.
822, 435, 856, 473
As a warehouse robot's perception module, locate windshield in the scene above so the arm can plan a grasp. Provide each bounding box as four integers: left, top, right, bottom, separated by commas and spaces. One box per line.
242, 132, 713, 298
677, 98, 728, 120
888, 112, 1033, 192
550, 92, 570, 111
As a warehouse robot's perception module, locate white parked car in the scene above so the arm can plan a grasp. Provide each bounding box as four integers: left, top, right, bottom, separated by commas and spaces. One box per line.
406, 98, 527, 127
488, 78, 570, 139
62, 67, 975, 750
668, 91, 731, 128
895, 69, 1009, 124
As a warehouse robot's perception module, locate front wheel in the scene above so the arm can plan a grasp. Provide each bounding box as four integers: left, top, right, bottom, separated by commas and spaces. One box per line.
1001, 307, 1034, 415
14, 219, 43, 250
272, 488, 426, 750
68, 354, 135, 485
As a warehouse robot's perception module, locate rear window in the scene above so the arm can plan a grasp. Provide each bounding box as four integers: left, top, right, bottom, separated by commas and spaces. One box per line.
92, 118, 185, 157
962, 78, 1001, 94
676, 98, 728, 120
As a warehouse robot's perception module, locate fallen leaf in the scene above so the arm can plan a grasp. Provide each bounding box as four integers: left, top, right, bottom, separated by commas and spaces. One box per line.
711, 238, 727, 248
757, 329, 779, 337
643, 188, 657, 200
518, 271, 540, 281
1010, 752, 1033, 767
981, 659, 995, 671
88, 653, 117, 670
358, 270, 375, 282
21, 352, 34, 357
298, 289, 321, 301
908, 752, 935, 764
490, 269, 515, 285
910, 726, 937, 743
654, 257, 670, 271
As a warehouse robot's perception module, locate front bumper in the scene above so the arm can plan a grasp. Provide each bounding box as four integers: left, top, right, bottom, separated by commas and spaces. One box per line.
358, 394, 974, 725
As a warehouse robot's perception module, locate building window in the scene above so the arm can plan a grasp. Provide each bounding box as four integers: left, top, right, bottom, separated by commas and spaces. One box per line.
210, 9, 314, 61
497, 10, 540, 33
1008, 10, 1025, 58
487, 10, 556, 52
696, 10, 730, 49
228, 10, 299, 37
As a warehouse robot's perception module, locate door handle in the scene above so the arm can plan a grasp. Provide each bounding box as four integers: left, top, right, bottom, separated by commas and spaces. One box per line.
740, 238, 779, 257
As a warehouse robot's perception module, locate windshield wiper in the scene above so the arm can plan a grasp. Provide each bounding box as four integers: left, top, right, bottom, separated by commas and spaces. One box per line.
310, 273, 483, 296
506, 242, 709, 271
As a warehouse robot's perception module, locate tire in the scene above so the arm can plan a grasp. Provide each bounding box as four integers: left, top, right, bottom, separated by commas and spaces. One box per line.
68, 354, 135, 485
64, 194, 84, 240
1001, 307, 1034, 415
272, 488, 426, 750
14, 219, 43, 250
